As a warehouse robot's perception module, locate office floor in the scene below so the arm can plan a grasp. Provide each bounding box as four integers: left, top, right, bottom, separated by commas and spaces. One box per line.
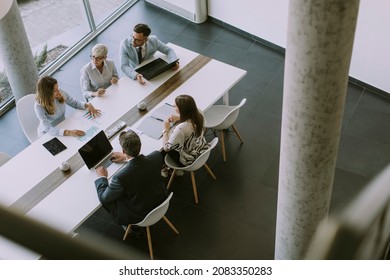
1, 1, 390, 259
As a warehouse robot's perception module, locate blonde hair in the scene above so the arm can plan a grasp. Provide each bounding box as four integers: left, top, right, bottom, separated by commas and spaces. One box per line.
35, 76, 64, 115
92, 44, 108, 58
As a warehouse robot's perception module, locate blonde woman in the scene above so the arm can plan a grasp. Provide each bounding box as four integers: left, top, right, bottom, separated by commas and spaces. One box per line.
34, 76, 100, 137
80, 43, 119, 101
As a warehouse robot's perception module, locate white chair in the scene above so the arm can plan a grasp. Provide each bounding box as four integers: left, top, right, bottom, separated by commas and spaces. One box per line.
123, 192, 179, 260
203, 98, 247, 162
164, 137, 218, 204
16, 94, 39, 143
0, 152, 11, 167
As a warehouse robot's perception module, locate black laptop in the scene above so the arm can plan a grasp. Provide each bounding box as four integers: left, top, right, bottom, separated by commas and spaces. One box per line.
136, 58, 179, 80
78, 130, 114, 170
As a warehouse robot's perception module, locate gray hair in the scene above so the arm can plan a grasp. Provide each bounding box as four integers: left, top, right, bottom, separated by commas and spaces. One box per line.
91, 43, 108, 57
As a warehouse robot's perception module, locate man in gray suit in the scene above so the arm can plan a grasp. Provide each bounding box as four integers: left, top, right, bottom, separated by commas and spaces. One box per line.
120, 23, 179, 85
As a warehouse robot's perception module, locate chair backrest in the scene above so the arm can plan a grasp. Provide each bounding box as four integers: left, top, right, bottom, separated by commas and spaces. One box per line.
16, 94, 39, 143
0, 152, 11, 167
183, 137, 219, 172
214, 98, 246, 130
134, 192, 173, 227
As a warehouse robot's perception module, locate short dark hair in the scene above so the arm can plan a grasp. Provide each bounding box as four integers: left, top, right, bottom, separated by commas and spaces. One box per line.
119, 130, 141, 157
133, 23, 151, 37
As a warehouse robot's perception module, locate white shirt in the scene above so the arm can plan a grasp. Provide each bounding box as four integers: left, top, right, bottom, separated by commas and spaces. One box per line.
80, 59, 118, 101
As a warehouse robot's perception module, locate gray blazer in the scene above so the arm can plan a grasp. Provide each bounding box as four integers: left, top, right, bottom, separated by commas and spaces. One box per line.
119, 35, 177, 79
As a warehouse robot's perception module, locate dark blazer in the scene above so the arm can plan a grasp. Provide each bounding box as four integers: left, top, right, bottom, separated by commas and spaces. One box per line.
94, 151, 167, 225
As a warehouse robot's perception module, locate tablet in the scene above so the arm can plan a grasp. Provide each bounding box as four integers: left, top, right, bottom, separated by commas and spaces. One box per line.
42, 137, 67, 156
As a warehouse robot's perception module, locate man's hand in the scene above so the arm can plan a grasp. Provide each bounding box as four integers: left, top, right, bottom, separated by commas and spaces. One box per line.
136, 74, 146, 85
171, 62, 180, 71
110, 152, 126, 163
96, 166, 108, 177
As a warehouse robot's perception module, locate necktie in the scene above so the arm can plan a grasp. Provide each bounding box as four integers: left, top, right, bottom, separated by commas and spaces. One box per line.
137, 47, 143, 63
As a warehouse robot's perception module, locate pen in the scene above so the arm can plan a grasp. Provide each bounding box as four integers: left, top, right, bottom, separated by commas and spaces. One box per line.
165, 102, 174, 107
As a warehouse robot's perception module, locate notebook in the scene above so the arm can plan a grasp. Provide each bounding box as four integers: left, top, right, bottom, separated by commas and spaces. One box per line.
136, 58, 179, 80
150, 103, 176, 121
136, 103, 176, 139
78, 130, 123, 177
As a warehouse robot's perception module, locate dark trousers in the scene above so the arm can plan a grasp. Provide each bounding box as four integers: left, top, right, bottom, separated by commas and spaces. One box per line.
160, 150, 185, 167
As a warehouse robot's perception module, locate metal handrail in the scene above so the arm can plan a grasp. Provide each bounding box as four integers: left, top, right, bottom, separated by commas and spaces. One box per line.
0, 204, 137, 260
306, 163, 390, 259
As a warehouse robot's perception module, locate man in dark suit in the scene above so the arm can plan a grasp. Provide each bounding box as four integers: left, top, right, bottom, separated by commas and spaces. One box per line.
94, 130, 167, 231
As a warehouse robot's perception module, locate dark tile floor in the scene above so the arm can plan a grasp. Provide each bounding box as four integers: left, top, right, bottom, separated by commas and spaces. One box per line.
1, 0, 390, 259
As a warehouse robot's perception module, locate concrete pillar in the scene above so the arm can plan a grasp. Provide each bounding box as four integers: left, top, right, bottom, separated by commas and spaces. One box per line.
275, 0, 360, 259
0, 0, 38, 102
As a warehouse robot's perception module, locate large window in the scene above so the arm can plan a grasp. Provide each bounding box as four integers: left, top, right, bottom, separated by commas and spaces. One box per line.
0, 0, 134, 114
89, 0, 127, 26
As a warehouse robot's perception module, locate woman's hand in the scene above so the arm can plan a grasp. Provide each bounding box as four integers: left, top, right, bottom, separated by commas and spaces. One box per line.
168, 114, 179, 123
94, 88, 106, 97
163, 119, 171, 131
111, 76, 119, 84
86, 103, 101, 118
64, 129, 85, 137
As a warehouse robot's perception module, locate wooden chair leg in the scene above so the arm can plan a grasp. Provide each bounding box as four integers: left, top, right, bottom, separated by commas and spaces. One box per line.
146, 226, 154, 260
231, 124, 244, 144
123, 224, 132, 240
162, 216, 179, 234
219, 130, 227, 161
204, 163, 216, 180
167, 169, 176, 189
190, 171, 199, 204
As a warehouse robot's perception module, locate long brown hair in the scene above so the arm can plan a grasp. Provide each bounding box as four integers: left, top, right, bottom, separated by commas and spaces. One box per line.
175, 94, 204, 137
35, 76, 64, 115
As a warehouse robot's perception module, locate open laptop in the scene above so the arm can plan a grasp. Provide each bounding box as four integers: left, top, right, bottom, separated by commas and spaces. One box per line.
78, 130, 123, 177
136, 58, 179, 80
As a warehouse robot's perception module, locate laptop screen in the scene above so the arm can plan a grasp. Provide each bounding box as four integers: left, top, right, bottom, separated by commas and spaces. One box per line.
78, 130, 113, 169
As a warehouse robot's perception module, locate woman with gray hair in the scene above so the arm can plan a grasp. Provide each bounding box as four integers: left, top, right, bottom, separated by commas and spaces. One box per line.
80, 43, 119, 101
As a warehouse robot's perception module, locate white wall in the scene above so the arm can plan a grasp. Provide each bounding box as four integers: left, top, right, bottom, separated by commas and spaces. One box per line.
208, 0, 390, 93
349, 0, 390, 93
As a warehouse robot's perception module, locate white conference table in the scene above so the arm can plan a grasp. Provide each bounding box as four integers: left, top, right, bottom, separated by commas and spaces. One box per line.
0, 44, 246, 259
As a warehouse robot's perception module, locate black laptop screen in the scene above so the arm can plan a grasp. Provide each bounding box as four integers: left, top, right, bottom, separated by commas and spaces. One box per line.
78, 130, 113, 169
